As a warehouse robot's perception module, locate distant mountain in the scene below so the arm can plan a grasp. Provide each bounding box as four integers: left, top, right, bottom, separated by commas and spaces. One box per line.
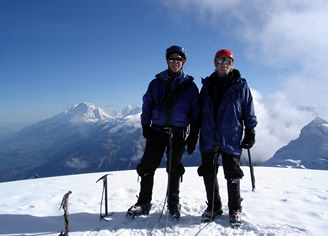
0, 103, 142, 182
109, 104, 143, 117
263, 116, 328, 170
0, 102, 200, 182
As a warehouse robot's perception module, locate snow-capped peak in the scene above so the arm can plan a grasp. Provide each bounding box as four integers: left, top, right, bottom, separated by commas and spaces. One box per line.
300, 116, 328, 137
64, 102, 114, 123
264, 116, 328, 169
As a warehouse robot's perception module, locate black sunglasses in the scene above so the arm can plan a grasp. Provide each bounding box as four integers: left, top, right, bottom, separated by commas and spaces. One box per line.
168, 57, 184, 62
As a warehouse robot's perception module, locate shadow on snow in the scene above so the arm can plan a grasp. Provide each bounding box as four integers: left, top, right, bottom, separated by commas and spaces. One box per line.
0, 211, 206, 235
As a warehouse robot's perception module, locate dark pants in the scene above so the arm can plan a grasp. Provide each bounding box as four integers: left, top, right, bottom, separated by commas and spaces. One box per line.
136, 129, 185, 208
198, 151, 244, 214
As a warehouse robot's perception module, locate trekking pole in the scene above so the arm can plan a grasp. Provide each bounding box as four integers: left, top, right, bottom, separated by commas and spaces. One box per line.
247, 148, 256, 192
195, 145, 220, 236
210, 145, 220, 218
150, 127, 173, 235
164, 127, 174, 235
96, 173, 113, 221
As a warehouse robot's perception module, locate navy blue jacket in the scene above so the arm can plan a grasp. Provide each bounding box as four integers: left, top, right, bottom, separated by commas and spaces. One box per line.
199, 69, 257, 155
141, 69, 200, 128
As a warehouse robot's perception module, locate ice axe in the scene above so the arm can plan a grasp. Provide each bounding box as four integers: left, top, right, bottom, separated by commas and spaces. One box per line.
96, 173, 113, 221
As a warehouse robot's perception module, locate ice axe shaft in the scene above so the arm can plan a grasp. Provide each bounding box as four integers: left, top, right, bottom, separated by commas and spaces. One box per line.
247, 148, 256, 192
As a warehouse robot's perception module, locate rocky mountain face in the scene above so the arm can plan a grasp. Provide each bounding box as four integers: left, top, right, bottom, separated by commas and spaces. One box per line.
264, 116, 328, 170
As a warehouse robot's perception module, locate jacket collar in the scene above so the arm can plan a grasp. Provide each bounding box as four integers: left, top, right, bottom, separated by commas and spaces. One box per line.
156, 69, 191, 85
202, 69, 241, 85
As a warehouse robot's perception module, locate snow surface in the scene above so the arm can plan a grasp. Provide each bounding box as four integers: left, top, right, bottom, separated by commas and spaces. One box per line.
0, 167, 327, 236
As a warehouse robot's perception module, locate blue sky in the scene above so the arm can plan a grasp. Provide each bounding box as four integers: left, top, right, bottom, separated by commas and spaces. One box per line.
1, 0, 328, 145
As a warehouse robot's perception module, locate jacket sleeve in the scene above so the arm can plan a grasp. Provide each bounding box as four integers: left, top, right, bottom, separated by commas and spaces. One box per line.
242, 84, 258, 129
189, 83, 200, 123
141, 82, 153, 126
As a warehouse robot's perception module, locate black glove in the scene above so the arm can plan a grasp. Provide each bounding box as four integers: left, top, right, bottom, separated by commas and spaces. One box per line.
185, 120, 200, 155
185, 135, 198, 155
241, 128, 255, 149
142, 124, 152, 140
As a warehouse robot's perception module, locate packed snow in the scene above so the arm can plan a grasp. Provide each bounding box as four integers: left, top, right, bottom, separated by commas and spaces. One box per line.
0, 167, 327, 235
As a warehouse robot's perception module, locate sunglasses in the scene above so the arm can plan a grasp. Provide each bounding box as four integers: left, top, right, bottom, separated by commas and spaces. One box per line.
168, 57, 184, 62
216, 57, 233, 64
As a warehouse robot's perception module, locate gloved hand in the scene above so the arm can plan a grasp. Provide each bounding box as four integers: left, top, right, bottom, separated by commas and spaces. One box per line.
241, 128, 255, 149
142, 124, 152, 140
185, 135, 198, 155
184, 120, 200, 155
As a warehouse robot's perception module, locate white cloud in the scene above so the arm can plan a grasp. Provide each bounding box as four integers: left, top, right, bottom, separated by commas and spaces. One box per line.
250, 89, 316, 162
160, 0, 328, 68
241, 1, 328, 71
65, 157, 88, 170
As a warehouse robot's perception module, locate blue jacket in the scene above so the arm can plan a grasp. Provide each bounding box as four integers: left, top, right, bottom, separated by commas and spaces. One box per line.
141, 69, 200, 128
199, 69, 257, 155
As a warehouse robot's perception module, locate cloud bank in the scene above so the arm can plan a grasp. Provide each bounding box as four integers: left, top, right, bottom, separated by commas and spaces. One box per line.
251, 89, 316, 162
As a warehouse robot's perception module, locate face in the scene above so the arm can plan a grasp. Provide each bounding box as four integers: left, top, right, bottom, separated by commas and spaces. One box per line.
215, 56, 234, 77
167, 53, 185, 74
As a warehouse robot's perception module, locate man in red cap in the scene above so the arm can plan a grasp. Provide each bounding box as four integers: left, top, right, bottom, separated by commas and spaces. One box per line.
198, 49, 257, 226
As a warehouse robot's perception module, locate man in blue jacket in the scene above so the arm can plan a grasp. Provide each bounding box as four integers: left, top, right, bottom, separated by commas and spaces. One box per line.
127, 45, 200, 220
198, 49, 257, 225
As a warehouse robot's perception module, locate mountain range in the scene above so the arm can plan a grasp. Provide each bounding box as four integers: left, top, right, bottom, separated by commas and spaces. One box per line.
0, 102, 201, 182
1, 102, 327, 182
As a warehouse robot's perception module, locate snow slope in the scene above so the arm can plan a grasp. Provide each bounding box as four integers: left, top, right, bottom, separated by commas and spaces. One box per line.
0, 167, 327, 235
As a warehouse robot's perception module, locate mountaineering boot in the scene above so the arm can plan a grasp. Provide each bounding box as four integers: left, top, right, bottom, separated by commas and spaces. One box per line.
229, 210, 242, 228
201, 205, 223, 222
127, 170, 154, 219
201, 174, 222, 222
168, 204, 181, 220
126, 202, 152, 218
